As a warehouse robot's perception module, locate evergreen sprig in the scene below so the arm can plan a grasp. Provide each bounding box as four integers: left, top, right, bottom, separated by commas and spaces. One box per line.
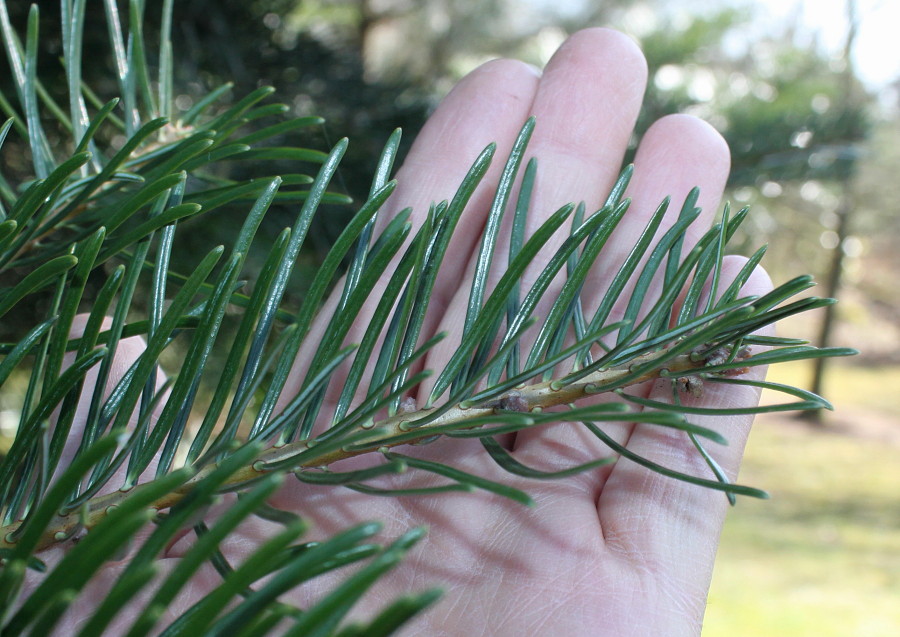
0, 2, 855, 635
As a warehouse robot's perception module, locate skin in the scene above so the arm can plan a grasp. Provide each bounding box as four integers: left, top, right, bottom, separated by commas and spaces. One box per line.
42, 28, 773, 636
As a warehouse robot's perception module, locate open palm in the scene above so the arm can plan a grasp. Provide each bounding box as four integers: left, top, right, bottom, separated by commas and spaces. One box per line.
53, 28, 771, 636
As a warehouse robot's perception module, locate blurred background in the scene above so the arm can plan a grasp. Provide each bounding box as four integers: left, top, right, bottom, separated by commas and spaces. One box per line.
2, 0, 898, 634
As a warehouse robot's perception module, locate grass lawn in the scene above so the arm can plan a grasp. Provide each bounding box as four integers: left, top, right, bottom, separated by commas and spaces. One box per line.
703, 360, 900, 636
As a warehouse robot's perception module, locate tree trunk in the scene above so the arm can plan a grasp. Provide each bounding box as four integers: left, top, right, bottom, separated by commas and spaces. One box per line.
800, 0, 859, 423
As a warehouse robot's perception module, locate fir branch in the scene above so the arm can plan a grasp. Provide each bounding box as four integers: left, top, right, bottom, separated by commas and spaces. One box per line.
0, 335, 852, 553
0, 6, 861, 634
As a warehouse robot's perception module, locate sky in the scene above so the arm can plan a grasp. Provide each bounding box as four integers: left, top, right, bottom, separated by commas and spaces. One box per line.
537, 0, 898, 89
745, 0, 898, 88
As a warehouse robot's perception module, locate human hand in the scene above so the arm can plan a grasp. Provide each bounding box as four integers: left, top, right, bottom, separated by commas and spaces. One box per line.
174, 27, 771, 636
46, 27, 772, 636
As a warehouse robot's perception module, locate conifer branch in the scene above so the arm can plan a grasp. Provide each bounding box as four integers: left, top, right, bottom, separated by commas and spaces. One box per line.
0, 4, 859, 633
0, 343, 749, 553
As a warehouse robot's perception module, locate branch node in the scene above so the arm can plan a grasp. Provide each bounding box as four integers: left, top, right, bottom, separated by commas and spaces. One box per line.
496, 391, 529, 412
397, 397, 417, 414
676, 375, 705, 398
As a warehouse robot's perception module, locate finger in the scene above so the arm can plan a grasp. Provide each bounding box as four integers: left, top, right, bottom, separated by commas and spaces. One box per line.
584, 113, 731, 327
511, 28, 649, 230
598, 258, 773, 624
404, 28, 648, 470
278, 58, 541, 421
498, 27, 651, 341
512, 115, 731, 474
418, 28, 648, 402
387, 57, 542, 296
